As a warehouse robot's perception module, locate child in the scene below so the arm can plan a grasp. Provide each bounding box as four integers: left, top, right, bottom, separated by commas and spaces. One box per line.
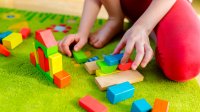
58, 0, 200, 82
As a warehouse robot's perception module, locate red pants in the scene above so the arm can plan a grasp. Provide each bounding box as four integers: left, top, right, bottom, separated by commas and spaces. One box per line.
121, 0, 200, 82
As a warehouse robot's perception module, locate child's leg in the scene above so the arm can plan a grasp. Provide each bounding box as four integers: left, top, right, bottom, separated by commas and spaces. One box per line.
89, 0, 124, 48
155, 0, 200, 81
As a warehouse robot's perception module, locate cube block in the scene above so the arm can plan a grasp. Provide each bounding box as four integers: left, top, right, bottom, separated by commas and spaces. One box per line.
48, 53, 63, 76
84, 61, 99, 75
72, 50, 88, 63
96, 60, 117, 74
2, 32, 23, 49
131, 98, 152, 112
118, 59, 133, 71
0, 31, 12, 43
30, 52, 36, 66
0, 44, 10, 57
20, 28, 31, 39
104, 53, 123, 66
37, 48, 49, 72
53, 70, 70, 88
152, 98, 169, 112
79, 95, 108, 112
106, 81, 135, 104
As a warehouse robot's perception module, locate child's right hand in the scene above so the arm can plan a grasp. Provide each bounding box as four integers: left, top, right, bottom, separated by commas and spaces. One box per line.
58, 34, 88, 57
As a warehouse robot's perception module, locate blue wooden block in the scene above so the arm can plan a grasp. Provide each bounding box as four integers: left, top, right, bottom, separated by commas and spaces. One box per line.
131, 98, 152, 112
87, 56, 99, 62
0, 31, 12, 43
104, 53, 124, 66
106, 81, 135, 104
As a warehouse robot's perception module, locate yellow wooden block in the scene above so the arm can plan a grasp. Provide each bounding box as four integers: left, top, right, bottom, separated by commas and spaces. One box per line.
2, 32, 23, 49
48, 53, 63, 76
96, 69, 120, 77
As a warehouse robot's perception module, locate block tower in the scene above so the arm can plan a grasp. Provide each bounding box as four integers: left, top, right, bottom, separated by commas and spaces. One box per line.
30, 29, 70, 88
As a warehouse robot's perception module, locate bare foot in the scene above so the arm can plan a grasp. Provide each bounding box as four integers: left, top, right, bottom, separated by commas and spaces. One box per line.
89, 18, 123, 48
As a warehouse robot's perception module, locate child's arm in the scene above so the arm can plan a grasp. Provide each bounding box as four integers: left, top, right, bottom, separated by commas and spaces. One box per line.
114, 0, 177, 70
58, 0, 101, 57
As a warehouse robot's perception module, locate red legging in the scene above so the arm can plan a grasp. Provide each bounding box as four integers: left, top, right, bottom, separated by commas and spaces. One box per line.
121, 0, 200, 82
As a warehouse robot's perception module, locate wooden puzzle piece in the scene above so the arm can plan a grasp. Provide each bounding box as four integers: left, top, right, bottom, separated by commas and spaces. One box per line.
79, 95, 108, 112
107, 81, 135, 104
37, 48, 49, 72
48, 53, 63, 76
2, 32, 23, 49
20, 28, 31, 39
72, 50, 88, 64
30, 52, 36, 66
53, 70, 70, 88
152, 98, 169, 112
96, 60, 118, 74
0, 44, 10, 57
131, 98, 152, 112
95, 70, 144, 91
84, 61, 99, 75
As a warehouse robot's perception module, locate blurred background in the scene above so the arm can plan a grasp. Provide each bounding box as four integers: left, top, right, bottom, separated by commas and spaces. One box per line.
0, 0, 199, 19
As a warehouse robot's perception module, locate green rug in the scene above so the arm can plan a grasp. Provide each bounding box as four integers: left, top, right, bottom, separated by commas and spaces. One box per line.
0, 8, 199, 112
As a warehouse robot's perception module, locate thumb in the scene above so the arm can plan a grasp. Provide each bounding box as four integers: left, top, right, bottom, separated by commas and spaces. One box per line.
74, 39, 86, 51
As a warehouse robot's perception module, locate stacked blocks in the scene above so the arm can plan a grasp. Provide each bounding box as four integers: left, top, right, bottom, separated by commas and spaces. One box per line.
20, 28, 31, 39
152, 98, 169, 112
72, 50, 88, 63
131, 98, 152, 112
96, 60, 118, 74
79, 95, 108, 112
106, 81, 135, 104
0, 31, 12, 43
2, 32, 23, 49
30, 29, 70, 88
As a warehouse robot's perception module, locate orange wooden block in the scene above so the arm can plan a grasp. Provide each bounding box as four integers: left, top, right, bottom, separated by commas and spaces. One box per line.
0, 44, 10, 57
152, 98, 169, 112
30, 52, 36, 66
53, 70, 70, 88
37, 48, 49, 72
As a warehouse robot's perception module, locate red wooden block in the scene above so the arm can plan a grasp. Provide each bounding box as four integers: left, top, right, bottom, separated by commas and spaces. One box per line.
0, 44, 10, 57
79, 95, 108, 112
37, 48, 49, 72
118, 59, 133, 71
20, 28, 31, 39
152, 98, 169, 112
30, 52, 36, 66
53, 70, 70, 88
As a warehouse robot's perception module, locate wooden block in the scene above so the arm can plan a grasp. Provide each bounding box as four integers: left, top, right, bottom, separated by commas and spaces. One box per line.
79, 95, 108, 112
35, 29, 57, 48
107, 82, 135, 104
96, 69, 120, 77
37, 48, 49, 72
118, 59, 133, 71
20, 28, 31, 39
48, 53, 63, 76
0, 31, 12, 43
104, 53, 123, 66
95, 70, 144, 91
72, 50, 88, 63
152, 98, 169, 112
53, 70, 70, 88
30, 52, 36, 66
0, 44, 10, 57
131, 98, 152, 112
2, 32, 23, 49
96, 60, 117, 74
84, 61, 99, 75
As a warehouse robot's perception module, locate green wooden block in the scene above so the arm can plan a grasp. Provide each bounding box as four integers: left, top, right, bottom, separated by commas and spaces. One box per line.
34, 40, 58, 58
72, 50, 88, 63
96, 60, 118, 74
36, 64, 53, 83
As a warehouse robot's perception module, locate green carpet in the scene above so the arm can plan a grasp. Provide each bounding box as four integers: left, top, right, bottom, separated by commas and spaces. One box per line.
0, 8, 200, 112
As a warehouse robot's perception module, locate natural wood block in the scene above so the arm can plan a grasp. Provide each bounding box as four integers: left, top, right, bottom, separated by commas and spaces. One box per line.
84, 61, 99, 75
95, 70, 144, 91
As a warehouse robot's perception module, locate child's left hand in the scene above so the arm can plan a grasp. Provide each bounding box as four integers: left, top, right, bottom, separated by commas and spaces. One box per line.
113, 25, 154, 70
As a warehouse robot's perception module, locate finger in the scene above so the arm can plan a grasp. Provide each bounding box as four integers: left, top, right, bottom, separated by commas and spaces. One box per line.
74, 39, 87, 51
132, 42, 144, 70
121, 41, 135, 64
58, 40, 64, 53
113, 39, 126, 54
62, 37, 75, 57
141, 44, 153, 68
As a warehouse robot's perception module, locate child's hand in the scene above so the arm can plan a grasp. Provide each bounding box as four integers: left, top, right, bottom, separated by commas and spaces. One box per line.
113, 26, 154, 70
58, 34, 88, 57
